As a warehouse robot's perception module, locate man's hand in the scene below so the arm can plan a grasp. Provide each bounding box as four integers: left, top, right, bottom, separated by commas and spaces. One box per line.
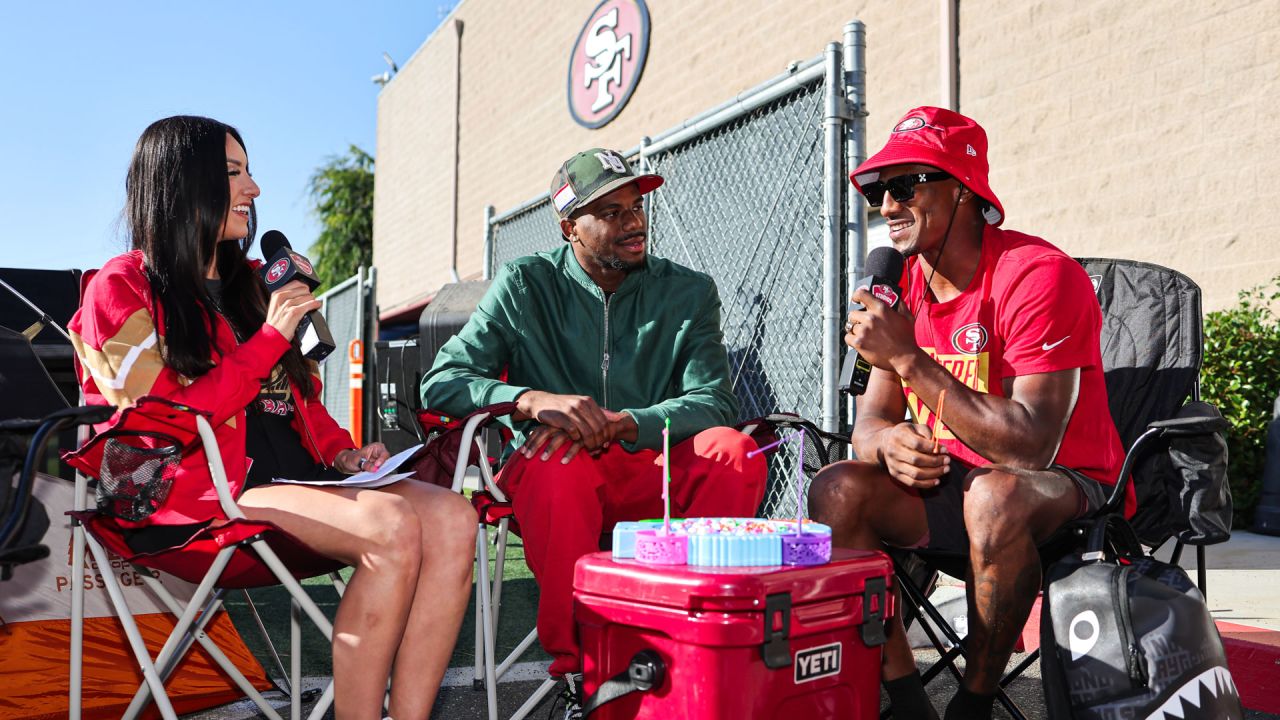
845, 288, 921, 373
515, 391, 611, 451
518, 408, 639, 463
879, 423, 950, 489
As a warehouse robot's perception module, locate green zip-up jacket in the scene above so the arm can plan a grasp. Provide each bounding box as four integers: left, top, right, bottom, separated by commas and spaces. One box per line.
421, 244, 739, 451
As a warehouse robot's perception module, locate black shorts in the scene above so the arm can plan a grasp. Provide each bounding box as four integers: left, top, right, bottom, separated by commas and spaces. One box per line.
914, 461, 1108, 554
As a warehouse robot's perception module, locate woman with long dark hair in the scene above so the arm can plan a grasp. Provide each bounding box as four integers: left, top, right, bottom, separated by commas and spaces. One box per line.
70, 115, 475, 719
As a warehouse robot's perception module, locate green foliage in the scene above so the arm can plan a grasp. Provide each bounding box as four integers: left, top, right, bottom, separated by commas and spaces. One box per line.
1201, 275, 1280, 523
307, 145, 374, 292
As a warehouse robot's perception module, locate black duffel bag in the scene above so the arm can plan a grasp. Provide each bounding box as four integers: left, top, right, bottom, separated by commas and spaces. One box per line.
1040, 515, 1243, 719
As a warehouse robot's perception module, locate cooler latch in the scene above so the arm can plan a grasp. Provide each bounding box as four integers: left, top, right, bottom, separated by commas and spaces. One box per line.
861, 576, 888, 647
761, 592, 792, 669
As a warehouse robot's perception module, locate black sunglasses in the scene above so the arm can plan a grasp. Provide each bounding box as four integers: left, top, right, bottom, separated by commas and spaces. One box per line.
859, 171, 952, 207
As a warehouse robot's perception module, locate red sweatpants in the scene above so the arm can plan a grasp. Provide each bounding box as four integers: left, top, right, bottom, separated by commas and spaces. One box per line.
497, 426, 767, 676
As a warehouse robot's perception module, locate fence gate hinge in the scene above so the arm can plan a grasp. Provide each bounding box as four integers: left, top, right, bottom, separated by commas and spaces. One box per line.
830, 96, 856, 121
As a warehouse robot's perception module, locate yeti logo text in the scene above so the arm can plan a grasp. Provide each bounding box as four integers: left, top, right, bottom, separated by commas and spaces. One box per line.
794, 642, 842, 684
583, 9, 631, 113
567, 1, 651, 129
1068, 610, 1100, 662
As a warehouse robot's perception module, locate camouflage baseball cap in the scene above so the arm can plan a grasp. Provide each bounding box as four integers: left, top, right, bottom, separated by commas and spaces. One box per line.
549, 148, 664, 222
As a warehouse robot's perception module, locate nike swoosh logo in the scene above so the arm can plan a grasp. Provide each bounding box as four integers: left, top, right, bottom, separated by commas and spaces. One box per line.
1042, 336, 1069, 351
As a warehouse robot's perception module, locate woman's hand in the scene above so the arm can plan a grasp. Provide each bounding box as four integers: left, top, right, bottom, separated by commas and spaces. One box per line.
336, 443, 392, 474
266, 280, 322, 340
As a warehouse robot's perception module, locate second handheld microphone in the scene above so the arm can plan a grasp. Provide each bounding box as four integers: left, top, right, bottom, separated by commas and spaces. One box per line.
838, 246, 906, 396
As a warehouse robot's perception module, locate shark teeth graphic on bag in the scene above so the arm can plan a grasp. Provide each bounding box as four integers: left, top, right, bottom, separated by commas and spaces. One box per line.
1143, 665, 1240, 720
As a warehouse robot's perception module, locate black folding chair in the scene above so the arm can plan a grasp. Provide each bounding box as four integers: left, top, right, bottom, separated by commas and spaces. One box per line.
886, 259, 1231, 719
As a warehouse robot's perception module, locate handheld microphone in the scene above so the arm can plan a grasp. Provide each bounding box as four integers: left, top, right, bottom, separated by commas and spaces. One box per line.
838, 246, 906, 396
259, 230, 336, 362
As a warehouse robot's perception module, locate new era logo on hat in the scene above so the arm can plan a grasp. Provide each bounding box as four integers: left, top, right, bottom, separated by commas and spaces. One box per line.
549, 148, 664, 225
850, 106, 1005, 226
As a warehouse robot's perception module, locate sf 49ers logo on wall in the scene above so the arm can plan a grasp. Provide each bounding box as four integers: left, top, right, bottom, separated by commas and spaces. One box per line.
951, 322, 989, 355
266, 259, 289, 284
567, 0, 651, 129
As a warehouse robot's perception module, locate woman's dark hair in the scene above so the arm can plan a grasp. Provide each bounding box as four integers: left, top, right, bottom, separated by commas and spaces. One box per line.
126, 115, 314, 398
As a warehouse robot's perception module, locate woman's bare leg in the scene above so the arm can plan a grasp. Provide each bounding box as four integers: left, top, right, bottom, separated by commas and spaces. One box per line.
238, 483, 425, 719
377, 481, 476, 718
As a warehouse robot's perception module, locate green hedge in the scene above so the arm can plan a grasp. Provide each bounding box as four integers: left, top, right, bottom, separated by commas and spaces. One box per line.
1201, 275, 1280, 525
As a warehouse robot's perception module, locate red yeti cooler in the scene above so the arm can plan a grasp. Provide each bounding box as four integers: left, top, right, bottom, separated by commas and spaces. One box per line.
574, 548, 893, 718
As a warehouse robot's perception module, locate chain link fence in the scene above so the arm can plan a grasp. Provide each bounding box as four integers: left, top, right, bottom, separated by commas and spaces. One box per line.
488, 200, 558, 275
483, 39, 863, 518
643, 80, 827, 519
318, 268, 375, 444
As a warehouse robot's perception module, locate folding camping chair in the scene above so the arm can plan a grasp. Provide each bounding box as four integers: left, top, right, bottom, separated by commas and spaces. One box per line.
886, 258, 1231, 719
409, 401, 549, 720
64, 398, 353, 720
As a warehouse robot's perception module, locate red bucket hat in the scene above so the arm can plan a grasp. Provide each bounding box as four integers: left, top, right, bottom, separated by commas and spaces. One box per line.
851, 106, 1005, 226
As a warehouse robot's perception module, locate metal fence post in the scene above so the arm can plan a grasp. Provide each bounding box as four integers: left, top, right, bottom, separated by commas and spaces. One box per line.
821, 42, 845, 434
843, 20, 868, 437
481, 205, 495, 280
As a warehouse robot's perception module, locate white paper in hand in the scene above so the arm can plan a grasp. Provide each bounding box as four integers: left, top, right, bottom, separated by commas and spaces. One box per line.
272, 444, 423, 488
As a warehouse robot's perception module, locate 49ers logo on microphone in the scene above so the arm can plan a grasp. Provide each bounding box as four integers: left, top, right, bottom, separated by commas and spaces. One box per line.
294, 255, 314, 275
870, 283, 900, 307
266, 259, 289, 284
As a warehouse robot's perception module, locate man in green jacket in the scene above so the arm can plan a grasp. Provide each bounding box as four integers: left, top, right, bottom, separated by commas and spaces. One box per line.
422, 148, 767, 691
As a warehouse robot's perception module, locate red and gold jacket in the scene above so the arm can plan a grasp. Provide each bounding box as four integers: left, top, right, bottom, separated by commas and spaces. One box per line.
69, 250, 355, 526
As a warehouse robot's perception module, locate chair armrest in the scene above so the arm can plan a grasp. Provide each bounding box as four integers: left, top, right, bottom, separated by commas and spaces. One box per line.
195, 414, 246, 520
1146, 415, 1228, 436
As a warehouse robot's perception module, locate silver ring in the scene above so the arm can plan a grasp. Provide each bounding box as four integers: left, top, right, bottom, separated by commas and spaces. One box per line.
357, 457, 367, 470
844, 321, 853, 331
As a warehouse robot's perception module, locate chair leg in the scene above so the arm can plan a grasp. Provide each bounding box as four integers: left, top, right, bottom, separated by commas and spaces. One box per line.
123, 550, 284, 720
476, 524, 499, 720
82, 533, 179, 720
125, 583, 286, 720
1197, 545, 1208, 599
508, 677, 559, 720
242, 588, 292, 694
292, 598, 302, 720
69, 520, 86, 720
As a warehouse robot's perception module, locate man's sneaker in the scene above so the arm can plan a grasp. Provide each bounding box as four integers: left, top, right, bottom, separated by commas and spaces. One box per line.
549, 672, 583, 720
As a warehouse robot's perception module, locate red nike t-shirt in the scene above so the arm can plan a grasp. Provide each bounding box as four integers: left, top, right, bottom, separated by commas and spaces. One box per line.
901, 225, 1131, 515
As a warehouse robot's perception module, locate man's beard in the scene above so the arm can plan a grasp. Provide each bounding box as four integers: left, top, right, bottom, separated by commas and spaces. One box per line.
589, 232, 646, 272
593, 253, 642, 272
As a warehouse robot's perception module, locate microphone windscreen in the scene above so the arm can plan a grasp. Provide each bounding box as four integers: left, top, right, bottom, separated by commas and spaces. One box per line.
259, 230, 291, 259
866, 246, 905, 281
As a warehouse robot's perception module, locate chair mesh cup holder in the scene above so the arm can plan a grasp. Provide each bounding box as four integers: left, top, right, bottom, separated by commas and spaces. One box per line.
95, 431, 182, 522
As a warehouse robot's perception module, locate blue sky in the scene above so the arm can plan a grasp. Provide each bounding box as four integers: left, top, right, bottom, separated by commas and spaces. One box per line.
0, 2, 450, 271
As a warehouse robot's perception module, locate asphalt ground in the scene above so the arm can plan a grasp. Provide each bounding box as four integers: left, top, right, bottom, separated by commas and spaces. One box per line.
189, 529, 1280, 719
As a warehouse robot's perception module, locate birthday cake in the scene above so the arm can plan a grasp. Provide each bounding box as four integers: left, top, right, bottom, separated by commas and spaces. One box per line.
613, 518, 833, 567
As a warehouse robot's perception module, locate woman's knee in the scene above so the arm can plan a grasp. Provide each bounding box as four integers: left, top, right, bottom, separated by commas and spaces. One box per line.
401, 483, 477, 557
356, 493, 423, 571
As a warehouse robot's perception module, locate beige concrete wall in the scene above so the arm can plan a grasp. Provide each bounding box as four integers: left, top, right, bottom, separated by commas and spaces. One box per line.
961, 0, 1280, 311
375, 0, 1280, 316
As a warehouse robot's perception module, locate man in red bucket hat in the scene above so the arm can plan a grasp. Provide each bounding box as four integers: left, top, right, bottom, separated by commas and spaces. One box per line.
810, 107, 1126, 719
